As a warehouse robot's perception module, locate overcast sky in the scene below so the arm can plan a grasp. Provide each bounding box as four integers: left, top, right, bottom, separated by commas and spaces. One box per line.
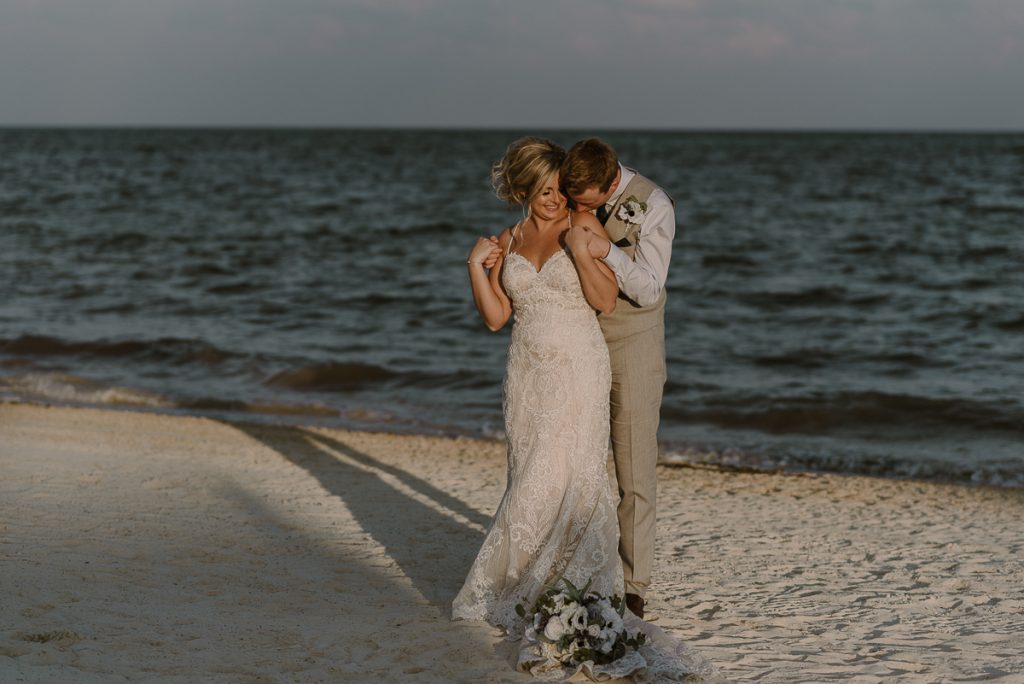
1, 0, 1022, 129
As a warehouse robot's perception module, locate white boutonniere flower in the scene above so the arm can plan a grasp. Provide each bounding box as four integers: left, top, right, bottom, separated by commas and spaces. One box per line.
615, 195, 648, 226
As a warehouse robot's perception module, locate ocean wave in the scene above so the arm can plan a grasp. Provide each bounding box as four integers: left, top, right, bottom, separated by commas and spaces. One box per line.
303, 201, 343, 217
659, 444, 1024, 489
738, 286, 850, 309
206, 280, 264, 295
0, 372, 172, 408
263, 362, 493, 392
79, 231, 149, 250
995, 315, 1024, 332
265, 362, 401, 391
339, 293, 435, 308
180, 397, 338, 418
664, 391, 1024, 437
751, 349, 949, 370
382, 221, 460, 238
179, 262, 233, 277
751, 349, 841, 369
967, 203, 1024, 216
0, 372, 351, 422
701, 253, 758, 268
0, 334, 239, 366
961, 245, 1012, 261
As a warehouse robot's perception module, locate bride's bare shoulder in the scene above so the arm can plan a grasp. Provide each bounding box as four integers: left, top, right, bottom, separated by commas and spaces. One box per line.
498, 225, 515, 249
572, 211, 602, 229
572, 211, 609, 238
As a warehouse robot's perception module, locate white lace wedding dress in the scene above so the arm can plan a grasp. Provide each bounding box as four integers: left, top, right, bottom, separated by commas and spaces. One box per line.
452, 222, 716, 682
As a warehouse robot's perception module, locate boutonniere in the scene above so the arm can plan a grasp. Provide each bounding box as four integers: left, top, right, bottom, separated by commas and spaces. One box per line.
615, 196, 647, 226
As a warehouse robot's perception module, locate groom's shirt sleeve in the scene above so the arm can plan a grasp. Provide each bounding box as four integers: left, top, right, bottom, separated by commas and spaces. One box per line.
601, 188, 675, 307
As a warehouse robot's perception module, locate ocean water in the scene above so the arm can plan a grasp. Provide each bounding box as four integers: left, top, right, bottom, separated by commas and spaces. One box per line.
2, 128, 1022, 487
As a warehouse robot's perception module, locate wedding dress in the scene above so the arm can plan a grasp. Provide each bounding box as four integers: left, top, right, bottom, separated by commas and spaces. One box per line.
452, 218, 716, 682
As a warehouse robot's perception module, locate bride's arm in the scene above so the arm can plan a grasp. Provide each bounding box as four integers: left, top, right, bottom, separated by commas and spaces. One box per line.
565, 214, 618, 314
467, 228, 513, 331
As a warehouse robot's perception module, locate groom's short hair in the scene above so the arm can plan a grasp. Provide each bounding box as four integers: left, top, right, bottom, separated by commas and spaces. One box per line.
561, 138, 619, 196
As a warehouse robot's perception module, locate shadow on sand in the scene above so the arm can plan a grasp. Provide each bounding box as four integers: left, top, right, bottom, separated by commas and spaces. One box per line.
225, 421, 490, 609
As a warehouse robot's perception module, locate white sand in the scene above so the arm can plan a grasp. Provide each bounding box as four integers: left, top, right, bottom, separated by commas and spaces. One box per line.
1, 402, 1022, 682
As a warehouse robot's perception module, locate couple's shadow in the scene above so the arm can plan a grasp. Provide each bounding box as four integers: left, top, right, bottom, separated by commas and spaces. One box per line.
228, 421, 490, 609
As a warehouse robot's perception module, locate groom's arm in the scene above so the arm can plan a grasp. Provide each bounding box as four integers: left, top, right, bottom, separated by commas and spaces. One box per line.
599, 189, 675, 307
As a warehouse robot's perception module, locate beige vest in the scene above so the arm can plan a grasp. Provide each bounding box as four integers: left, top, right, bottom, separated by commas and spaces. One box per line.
598, 170, 670, 342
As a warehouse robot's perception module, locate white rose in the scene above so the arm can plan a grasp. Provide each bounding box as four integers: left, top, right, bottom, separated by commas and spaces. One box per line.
600, 604, 622, 626
587, 624, 601, 638
543, 616, 565, 641
617, 201, 643, 224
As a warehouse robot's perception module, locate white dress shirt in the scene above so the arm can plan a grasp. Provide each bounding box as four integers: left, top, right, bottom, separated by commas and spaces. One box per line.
600, 164, 675, 307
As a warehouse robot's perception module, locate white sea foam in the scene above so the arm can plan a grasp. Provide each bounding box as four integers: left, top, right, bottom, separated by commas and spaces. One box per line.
0, 372, 173, 409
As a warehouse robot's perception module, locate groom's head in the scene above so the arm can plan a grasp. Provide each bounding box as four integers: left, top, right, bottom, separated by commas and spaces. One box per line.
561, 138, 621, 211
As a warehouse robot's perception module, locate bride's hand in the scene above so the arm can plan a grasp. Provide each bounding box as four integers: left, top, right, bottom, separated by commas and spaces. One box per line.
568, 224, 611, 261
566, 224, 591, 256
586, 232, 611, 260
481, 236, 501, 268
469, 236, 501, 267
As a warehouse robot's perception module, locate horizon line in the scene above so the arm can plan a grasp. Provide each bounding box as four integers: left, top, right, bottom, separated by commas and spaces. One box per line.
1, 124, 1023, 135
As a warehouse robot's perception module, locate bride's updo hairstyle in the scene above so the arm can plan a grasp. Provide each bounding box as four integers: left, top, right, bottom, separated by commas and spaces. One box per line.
491, 137, 566, 207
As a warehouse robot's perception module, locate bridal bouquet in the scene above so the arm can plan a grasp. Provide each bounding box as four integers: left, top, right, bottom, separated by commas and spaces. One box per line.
515, 577, 646, 667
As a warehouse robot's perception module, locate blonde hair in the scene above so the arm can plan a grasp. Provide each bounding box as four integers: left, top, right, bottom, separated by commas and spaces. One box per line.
491, 137, 566, 206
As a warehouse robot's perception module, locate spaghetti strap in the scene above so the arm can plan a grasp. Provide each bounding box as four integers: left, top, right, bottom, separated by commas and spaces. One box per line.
507, 219, 523, 257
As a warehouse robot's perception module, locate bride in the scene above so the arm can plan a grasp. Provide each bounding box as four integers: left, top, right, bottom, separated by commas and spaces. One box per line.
453, 138, 714, 681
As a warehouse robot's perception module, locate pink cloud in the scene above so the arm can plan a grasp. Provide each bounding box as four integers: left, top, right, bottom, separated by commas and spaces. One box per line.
308, 16, 348, 56
725, 19, 789, 58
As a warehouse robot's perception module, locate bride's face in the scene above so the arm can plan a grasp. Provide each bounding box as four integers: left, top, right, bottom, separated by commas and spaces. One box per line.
528, 173, 567, 220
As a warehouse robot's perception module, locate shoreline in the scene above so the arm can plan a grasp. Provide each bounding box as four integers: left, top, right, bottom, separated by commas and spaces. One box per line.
2, 402, 1022, 682
4, 396, 1021, 492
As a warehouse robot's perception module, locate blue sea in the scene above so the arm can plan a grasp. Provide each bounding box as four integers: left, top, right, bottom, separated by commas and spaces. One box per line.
2, 128, 1022, 486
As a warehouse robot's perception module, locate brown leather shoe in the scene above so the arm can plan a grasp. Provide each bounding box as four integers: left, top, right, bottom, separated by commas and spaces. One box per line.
625, 593, 645, 619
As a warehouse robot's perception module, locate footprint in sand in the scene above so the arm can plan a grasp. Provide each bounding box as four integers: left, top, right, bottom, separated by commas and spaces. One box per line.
16, 630, 82, 644
19, 604, 55, 618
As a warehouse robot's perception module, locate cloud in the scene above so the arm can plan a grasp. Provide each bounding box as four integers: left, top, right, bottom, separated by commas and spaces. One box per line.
724, 19, 790, 58
0, 0, 1022, 127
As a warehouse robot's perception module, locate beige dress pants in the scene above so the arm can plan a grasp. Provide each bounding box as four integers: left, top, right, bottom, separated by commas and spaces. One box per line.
606, 322, 666, 598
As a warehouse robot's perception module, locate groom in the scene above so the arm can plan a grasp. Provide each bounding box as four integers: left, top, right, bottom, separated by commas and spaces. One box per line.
562, 138, 675, 620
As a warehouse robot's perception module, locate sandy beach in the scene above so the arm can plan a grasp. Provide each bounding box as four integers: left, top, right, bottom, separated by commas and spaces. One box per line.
1, 402, 1022, 683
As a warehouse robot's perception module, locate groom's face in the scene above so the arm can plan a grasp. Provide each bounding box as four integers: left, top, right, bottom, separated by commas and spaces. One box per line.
569, 186, 613, 213
567, 173, 619, 213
